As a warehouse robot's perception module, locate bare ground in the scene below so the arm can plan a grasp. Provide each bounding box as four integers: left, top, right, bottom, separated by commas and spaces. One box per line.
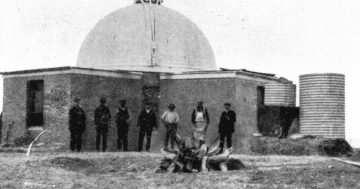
0, 152, 359, 189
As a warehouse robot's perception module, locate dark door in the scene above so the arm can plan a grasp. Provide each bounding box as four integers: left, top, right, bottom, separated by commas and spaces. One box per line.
26, 80, 44, 127
256, 86, 265, 133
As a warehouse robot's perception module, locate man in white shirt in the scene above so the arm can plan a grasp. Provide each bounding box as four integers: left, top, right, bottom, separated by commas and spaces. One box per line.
191, 101, 209, 145
161, 103, 179, 151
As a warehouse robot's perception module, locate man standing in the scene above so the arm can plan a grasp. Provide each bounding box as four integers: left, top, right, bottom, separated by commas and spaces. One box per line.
218, 103, 236, 153
191, 101, 210, 144
68, 97, 86, 152
161, 103, 179, 151
94, 97, 111, 152
0, 112, 2, 139
115, 99, 132, 151
137, 103, 157, 152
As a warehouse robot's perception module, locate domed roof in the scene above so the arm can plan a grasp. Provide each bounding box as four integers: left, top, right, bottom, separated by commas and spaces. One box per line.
77, 2, 216, 73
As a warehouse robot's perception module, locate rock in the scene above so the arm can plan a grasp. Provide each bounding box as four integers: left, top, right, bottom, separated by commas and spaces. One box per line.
36, 142, 46, 147
288, 133, 305, 139
253, 133, 263, 137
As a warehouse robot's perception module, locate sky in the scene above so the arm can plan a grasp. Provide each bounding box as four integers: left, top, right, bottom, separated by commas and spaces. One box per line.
0, 0, 359, 146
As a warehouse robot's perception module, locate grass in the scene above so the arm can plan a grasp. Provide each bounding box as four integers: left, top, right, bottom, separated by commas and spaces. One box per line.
349, 148, 360, 162
0, 152, 359, 189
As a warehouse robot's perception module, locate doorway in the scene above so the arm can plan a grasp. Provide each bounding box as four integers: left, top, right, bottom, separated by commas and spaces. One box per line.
257, 86, 265, 106
256, 86, 265, 133
26, 80, 44, 127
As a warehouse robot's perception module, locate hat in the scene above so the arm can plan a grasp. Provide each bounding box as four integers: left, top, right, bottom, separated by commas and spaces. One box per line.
73, 97, 80, 102
168, 103, 175, 108
224, 103, 231, 106
100, 97, 107, 103
119, 99, 126, 104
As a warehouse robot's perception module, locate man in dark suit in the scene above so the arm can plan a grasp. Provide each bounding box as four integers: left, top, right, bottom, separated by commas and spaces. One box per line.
68, 97, 86, 152
137, 103, 157, 152
218, 103, 236, 153
115, 99, 132, 151
0, 112, 2, 141
94, 97, 111, 152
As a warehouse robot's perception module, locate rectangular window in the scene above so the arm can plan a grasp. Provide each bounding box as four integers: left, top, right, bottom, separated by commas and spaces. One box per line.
26, 80, 44, 127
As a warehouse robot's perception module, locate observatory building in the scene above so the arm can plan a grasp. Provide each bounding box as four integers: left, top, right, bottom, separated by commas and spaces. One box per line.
1, 1, 304, 152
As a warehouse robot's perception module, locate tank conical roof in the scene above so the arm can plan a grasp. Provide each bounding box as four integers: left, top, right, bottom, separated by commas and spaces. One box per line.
77, 3, 216, 73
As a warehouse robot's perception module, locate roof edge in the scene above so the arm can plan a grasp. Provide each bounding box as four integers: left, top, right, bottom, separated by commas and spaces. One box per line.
1, 66, 143, 80
0, 66, 144, 76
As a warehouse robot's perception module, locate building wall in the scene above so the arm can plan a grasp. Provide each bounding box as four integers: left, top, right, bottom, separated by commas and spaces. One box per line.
67, 74, 269, 153
157, 77, 280, 153
1, 74, 71, 145
2, 77, 27, 144
158, 78, 237, 151
1, 70, 287, 153
43, 75, 71, 144
233, 78, 266, 153
70, 74, 142, 151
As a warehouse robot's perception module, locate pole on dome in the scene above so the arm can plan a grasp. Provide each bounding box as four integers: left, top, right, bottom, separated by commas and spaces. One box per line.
135, 0, 163, 5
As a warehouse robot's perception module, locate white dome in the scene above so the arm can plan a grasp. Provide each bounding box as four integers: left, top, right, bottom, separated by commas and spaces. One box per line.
77, 3, 216, 73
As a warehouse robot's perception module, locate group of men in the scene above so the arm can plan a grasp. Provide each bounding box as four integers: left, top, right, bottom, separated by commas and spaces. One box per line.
68, 97, 158, 152
68, 98, 237, 153
161, 101, 237, 153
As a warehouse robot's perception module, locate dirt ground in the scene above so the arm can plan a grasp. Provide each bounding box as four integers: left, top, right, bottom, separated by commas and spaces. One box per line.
0, 151, 360, 189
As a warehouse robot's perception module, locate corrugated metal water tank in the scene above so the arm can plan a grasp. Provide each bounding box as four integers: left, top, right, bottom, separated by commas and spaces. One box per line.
264, 83, 296, 107
299, 73, 345, 138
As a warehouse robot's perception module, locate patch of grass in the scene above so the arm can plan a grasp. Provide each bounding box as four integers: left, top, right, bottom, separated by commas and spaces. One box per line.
1, 153, 360, 189
250, 137, 353, 156
349, 148, 360, 161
